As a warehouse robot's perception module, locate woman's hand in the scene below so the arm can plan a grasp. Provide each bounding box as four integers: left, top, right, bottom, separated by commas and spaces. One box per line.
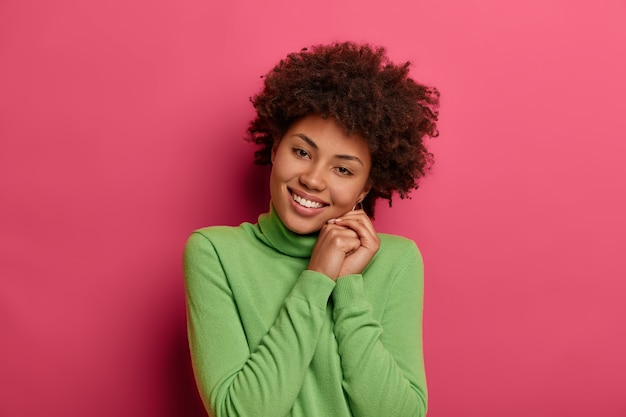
307, 210, 380, 281
332, 210, 380, 277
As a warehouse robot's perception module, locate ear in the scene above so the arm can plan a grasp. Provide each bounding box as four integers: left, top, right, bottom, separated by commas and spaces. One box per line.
270, 141, 279, 164
357, 181, 372, 204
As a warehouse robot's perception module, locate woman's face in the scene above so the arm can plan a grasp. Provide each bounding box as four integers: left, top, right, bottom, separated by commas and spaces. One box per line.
270, 115, 372, 235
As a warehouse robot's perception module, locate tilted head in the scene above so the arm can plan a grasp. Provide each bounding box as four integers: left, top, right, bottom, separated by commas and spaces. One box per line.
248, 42, 440, 217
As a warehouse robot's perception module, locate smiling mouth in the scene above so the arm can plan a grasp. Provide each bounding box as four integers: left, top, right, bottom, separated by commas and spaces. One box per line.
291, 191, 326, 209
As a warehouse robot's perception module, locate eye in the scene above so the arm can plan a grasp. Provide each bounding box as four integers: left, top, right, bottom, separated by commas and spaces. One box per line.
335, 166, 354, 176
292, 147, 310, 158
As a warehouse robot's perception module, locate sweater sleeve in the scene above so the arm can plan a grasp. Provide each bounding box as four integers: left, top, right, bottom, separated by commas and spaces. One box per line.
331, 241, 427, 417
183, 231, 335, 417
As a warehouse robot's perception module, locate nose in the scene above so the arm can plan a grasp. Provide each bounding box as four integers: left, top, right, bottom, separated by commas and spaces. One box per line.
299, 163, 326, 191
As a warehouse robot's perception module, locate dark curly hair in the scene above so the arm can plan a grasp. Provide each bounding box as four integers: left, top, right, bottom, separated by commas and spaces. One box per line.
247, 42, 440, 217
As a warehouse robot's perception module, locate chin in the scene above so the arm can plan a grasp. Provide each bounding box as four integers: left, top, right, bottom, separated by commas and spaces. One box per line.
282, 216, 324, 235
273, 195, 330, 235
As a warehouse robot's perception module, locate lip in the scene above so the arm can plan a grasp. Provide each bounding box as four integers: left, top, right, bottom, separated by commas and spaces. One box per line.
288, 188, 329, 205
288, 188, 329, 216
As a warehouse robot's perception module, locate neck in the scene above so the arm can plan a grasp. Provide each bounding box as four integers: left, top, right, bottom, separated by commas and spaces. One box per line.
256, 203, 318, 258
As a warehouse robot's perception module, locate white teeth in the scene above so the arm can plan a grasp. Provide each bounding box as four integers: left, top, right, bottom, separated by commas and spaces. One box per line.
292, 193, 324, 208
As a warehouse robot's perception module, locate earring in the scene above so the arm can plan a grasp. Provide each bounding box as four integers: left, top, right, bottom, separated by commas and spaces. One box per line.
352, 200, 363, 211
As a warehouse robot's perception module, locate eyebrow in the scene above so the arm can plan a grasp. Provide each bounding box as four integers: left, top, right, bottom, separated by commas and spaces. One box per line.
292, 133, 365, 166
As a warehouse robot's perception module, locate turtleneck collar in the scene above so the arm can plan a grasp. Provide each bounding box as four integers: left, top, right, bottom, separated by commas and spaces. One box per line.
255, 203, 318, 258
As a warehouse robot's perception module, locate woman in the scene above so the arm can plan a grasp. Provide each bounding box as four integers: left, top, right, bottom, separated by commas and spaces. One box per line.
184, 42, 439, 417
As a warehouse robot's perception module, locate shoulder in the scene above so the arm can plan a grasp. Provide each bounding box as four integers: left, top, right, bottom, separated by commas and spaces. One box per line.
368, 233, 424, 273
378, 233, 422, 258
185, 223, 256, 252
190, 224, 249, 240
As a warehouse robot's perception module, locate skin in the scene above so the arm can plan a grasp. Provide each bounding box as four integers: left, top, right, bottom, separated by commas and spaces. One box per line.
269, 115, 381, 281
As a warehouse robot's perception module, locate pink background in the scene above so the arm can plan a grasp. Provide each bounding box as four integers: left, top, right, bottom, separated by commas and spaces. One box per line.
1, 0, 625, 416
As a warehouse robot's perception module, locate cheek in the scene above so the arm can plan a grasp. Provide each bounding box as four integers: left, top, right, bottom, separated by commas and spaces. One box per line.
272, 151, 300, 180
269, 154, 294, 193
269, 167, 282, 194
331, 181, 365, 206
269, 159, 286, 184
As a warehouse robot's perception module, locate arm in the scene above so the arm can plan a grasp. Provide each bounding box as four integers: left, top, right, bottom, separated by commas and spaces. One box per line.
332, 242, 427, 417
183, 232, 335, 417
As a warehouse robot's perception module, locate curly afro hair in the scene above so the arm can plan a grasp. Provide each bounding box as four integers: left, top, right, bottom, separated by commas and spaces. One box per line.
247, 42, 440, 217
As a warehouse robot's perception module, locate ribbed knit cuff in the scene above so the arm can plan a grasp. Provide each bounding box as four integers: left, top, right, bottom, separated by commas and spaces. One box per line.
331, 274, 365, 309
289, 269, 336, 309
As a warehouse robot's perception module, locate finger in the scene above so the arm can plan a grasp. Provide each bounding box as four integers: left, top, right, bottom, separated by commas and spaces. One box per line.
334, 210, 370, 224
332, 215, 377, 242
319, 224, 361, 252
330, 223, 379, 254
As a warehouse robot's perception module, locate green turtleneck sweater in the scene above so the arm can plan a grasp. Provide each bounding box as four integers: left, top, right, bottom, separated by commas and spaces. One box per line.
183, 207, 427, 417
